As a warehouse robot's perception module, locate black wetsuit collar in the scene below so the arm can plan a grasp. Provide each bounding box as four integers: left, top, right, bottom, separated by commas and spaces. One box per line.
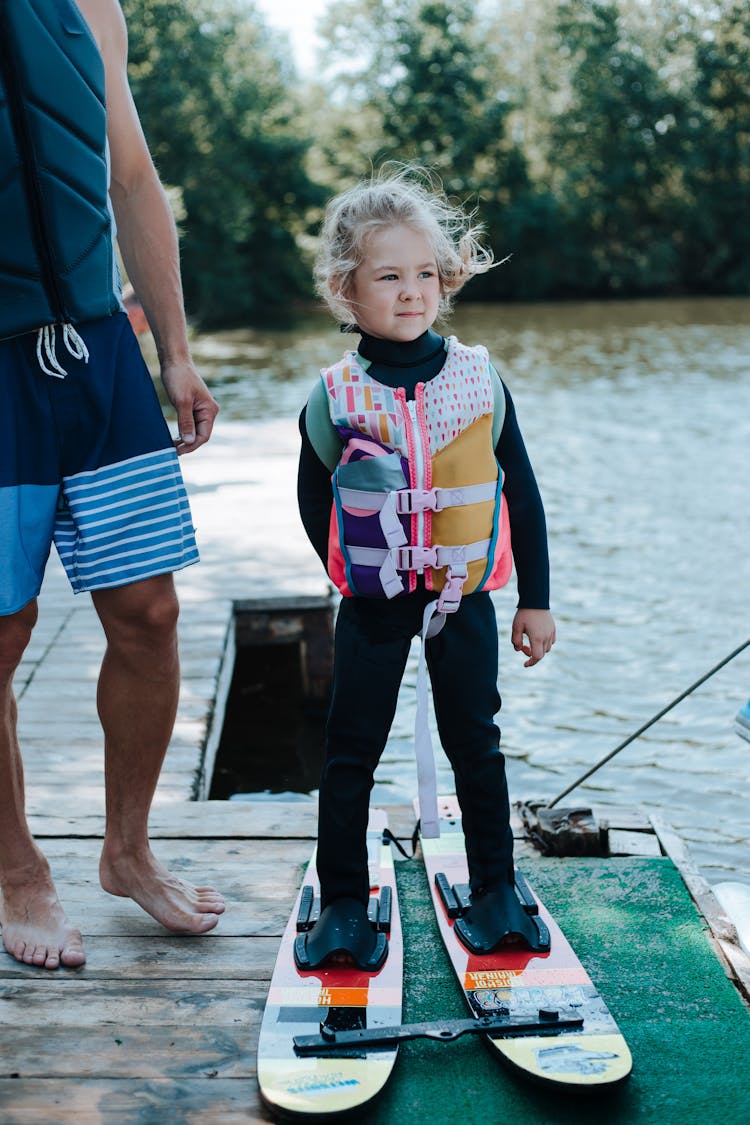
358, 329, 445, 368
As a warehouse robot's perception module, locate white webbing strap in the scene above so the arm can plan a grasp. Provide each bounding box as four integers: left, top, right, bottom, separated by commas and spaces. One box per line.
337, 480, 496, 515
378, 553, 405, 599
415, 599, 443, 839
378, 491, 409, 548
347, 539, 492, 572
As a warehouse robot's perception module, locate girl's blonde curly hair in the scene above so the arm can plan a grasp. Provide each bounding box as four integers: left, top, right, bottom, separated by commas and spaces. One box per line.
314, 165, 496, 328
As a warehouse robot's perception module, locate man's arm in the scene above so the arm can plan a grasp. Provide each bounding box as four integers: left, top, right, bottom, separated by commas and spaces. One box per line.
78, 0, 218, 452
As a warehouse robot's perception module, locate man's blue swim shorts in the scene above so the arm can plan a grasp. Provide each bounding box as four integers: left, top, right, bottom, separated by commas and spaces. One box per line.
0, 312, 200, 616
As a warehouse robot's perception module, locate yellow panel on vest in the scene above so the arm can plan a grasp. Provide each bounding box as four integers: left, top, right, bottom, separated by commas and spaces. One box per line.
430, 416, 498, 593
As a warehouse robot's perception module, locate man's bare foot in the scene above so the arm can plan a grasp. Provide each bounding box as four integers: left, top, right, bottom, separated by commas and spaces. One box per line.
99, 846, 226, 934
0, 880, 86, 970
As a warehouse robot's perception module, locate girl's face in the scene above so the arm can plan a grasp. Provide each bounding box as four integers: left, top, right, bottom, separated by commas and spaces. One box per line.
345, 224, 441, 341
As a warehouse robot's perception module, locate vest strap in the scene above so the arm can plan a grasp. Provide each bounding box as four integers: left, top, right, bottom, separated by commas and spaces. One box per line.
346, 539, 492, 575
337, 480, 496, 515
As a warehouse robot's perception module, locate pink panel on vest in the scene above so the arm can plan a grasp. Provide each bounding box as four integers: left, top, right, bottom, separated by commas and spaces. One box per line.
327, 506, 353, 597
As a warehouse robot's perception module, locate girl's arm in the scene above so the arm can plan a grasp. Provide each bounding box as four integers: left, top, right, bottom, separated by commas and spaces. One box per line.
494, 377, 556, 665
297, 406, 335, 569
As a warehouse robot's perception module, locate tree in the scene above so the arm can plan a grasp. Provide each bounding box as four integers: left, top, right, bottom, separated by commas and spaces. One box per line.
677, 1, 750, 292
122, 0, 324, 327
314, 0, 559, 299
546, 0, 687, 296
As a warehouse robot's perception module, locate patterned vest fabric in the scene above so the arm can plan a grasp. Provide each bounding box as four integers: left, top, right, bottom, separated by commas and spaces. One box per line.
0, 0, 121, 340
323, 337, 513, 600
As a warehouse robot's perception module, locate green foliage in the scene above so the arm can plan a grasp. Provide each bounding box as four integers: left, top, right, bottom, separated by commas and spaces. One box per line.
313, 0, 561, 299
548, 0, 686, 295
122, 0, 323, 327
678, 1, 750, 292
121, 0, 750, 316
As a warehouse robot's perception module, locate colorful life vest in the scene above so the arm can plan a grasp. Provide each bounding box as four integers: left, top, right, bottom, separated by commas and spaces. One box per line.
323, 337, 513, 620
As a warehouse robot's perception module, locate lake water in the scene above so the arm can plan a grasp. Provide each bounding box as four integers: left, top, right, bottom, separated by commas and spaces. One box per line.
181, 297, 750, 886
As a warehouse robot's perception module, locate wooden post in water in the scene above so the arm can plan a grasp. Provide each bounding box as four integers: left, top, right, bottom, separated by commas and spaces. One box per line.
233, 594, 335, 703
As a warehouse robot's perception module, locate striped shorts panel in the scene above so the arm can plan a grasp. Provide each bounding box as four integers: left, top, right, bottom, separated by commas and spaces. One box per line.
55, 448, 199, 593
0, 312, 199, 614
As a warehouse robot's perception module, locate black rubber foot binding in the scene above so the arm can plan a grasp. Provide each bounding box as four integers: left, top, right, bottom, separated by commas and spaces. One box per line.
437, 871, 551, 955
293, 893, 389, 971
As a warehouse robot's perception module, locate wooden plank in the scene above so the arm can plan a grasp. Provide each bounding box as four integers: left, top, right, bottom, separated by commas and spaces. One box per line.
0, 896, 295, 938
21, 761, 200, 785
196, 622, 236, 801
608, 828, 663, 857
21, 783, 190, 807
0, 936, 279, 981
650, 815, 737, 941
715, 936, 750, 1005
1, 1025, 259, 1080
0, 1078, 271, 1125
56, 831, 304, 873
18, 716, 207, 742
650, 813, 750, 1002
0, 837, 309, 937
26, 799, 419, 840
0, 978, 267, 1030
594, 805, 654, 831
299, 602, 334, 701
1, 904, 289, 940
232, 597, 335, 704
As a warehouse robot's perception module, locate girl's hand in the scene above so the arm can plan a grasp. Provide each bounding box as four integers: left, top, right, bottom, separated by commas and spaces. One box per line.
511, 609, 556, 667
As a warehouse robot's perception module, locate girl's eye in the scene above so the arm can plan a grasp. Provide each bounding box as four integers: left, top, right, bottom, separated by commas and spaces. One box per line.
419, 270, 436, 279
377, 273, 397, 281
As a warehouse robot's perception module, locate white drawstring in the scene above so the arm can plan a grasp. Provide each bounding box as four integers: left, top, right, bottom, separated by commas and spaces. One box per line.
62, 323, 89, 364
35, 324, 90, 378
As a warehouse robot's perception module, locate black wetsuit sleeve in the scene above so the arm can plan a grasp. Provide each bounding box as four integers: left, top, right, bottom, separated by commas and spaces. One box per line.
496, 383, 550, 609
297, 406, 333, 569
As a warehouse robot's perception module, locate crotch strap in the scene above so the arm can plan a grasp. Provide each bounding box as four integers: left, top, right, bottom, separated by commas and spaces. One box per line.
414, 598, 446, 840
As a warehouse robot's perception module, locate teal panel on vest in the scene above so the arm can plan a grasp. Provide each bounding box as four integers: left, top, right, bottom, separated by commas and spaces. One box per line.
337, 452, 407, 491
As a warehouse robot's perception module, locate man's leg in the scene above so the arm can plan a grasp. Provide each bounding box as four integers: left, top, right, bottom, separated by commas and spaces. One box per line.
0, 602, 86, 969
93, 574, 225, 932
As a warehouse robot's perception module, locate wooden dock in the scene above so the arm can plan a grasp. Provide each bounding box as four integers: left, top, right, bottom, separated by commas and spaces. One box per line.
5, 785, 750, 1123
3, 447, 750, 1122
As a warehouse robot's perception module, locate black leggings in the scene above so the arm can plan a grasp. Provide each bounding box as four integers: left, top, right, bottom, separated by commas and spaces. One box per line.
316, 590, 515, 907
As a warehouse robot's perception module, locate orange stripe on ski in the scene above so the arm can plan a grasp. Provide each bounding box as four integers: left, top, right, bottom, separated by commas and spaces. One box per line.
269, 985, 403, 1008
465, 965, 591, 990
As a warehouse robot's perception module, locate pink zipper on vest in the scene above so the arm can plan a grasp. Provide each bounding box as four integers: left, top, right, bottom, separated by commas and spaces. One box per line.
397, 384, 436, 593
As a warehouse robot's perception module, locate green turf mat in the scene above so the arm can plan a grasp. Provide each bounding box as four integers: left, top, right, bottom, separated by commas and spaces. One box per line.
360, 855, 750, 1124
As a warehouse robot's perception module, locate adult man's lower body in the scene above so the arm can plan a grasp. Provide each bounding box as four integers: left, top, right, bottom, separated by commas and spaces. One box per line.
0, 315, 225, 969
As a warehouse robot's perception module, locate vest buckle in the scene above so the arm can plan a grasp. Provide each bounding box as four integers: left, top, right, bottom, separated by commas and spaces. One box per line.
395, 487, 440, 515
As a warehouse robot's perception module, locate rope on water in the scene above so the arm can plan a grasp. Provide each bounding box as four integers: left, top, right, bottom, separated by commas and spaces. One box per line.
546, 637, 750, 809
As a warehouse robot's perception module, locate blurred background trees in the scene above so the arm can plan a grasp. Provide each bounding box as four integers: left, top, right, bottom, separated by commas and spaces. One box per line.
122, 0, 750, 327
122, 0, 324, 326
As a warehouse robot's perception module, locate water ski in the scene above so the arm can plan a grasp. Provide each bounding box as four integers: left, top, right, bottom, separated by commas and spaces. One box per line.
417, 795, 632, 1090
257, 808, 402, 1120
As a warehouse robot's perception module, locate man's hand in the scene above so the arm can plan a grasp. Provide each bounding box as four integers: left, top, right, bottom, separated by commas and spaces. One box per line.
511, 608, 556, 667
160, 360, 219, 454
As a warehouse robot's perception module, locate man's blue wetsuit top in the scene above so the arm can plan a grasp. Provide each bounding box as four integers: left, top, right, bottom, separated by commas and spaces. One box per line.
0, 0, 121, 340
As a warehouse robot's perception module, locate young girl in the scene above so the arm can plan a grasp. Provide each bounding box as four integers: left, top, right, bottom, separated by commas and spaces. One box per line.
296, 169, 555, 970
